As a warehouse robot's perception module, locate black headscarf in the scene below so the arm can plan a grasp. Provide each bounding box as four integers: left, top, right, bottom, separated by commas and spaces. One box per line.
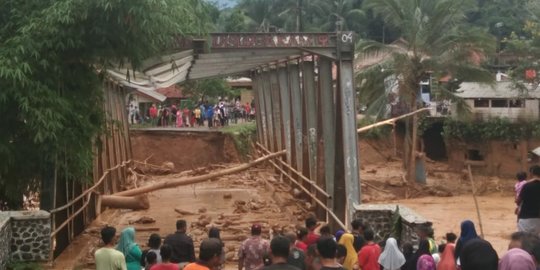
402, 239, 431, 270
455, 220, 479, 261
459, 239, 498, 270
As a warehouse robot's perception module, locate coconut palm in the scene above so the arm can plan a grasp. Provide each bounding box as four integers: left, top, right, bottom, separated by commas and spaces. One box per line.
356, 0, 495, 182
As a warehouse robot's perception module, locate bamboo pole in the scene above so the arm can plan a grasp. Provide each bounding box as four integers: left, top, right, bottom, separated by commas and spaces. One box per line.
467, 164, 485, 238
254, 146, 346, 230
357, 107, 429, 133
113, 150, 286, 197
256, 142, 330, 198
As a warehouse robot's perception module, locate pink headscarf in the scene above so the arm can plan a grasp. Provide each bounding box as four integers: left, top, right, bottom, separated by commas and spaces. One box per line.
499, 248, 535, 270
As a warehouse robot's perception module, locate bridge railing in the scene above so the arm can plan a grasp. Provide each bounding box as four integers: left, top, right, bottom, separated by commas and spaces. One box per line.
255, 143, 347, 230
47, 160, 132, 261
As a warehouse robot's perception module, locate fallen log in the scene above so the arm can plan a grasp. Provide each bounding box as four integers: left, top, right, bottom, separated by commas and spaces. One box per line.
133, 227, 160, 232
101, 194, 150, 210
114, 150, 286, 197
174, 208, 197, 215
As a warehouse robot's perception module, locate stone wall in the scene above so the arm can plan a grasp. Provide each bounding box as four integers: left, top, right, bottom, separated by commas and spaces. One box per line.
353, 204, 431, 247
9, 211, 51, 262
0, 214, 11, 270
0, 210, 51, 269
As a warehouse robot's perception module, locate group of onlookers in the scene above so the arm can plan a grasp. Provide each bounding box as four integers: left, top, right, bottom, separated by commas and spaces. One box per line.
128, 99, 255, 128
95, 220, 223, 270
95, 217, 540, 270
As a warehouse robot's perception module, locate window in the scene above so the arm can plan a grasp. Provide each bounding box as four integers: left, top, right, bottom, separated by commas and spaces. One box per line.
491, 99, 508, 107
509, 100, 524, 108
474, 99, 489, 107
467, 149, 484, 161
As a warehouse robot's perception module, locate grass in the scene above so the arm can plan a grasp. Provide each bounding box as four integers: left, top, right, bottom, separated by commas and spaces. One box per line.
221, 122, 257, 158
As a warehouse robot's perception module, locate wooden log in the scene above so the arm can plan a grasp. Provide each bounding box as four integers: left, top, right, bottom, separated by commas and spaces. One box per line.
174, 208, 196, 215
133, 227, 160, 232
113, 150, 286, 197
101, 194, 150, 210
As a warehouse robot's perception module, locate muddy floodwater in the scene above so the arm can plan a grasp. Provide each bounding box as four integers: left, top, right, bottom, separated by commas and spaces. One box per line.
394, 195, 515, 255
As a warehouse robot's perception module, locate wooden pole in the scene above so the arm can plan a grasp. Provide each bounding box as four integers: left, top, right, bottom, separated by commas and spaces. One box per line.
357, 108, 429, 133
467, 164, 485, 238
113, 150, 286, 197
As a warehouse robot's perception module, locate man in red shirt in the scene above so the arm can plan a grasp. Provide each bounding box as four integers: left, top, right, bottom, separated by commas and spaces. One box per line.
149, 104, 158, 126
304, 217, 320, 247
357, 229, 381, 270
295, 227, 308, 252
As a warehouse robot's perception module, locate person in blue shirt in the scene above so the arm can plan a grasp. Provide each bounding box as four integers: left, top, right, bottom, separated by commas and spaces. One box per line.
206, 105, 214, 128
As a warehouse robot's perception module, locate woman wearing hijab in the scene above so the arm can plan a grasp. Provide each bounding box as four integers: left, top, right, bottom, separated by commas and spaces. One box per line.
116, 227, 142, 270
378, 238, 405, 270
416, 240, 436, 270
454, 220, 478, 262
499, 248, 536, 270
337, 233, 358, 270
208, 227, 225, 270
436, 243, 456, 270
403, 240, 431, 270
335, 230, 345, 243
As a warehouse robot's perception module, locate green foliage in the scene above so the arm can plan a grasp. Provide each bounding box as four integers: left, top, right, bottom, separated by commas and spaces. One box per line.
182, 79, 240, 104
0, 0, 210, 208
442, 118, 540, 142
222, 122, 257, 158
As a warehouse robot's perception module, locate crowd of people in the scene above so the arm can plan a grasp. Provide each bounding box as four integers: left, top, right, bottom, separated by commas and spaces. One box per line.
95, 166, 540, 270
94, 218, 540, 270
128, 99, 255, 128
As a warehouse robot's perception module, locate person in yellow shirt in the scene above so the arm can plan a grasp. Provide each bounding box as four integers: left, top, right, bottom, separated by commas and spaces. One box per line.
95, 226, 127, 270
194, 107, 202, 127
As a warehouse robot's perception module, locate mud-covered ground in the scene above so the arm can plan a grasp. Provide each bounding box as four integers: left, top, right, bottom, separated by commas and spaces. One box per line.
52, 139, 519, 269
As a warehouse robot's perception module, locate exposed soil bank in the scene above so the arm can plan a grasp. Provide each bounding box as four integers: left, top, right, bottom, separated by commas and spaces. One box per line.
130, 129, 240, 171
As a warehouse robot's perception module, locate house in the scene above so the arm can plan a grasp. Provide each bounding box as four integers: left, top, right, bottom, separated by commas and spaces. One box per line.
455, 81, 540, 122
226, 77, 253, 105
156, 84, 186, 106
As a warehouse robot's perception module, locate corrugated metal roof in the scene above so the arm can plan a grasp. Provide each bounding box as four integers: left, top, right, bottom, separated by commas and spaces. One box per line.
456, 82, 540, 99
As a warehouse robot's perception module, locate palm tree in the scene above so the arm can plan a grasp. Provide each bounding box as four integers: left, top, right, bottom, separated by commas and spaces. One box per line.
357, 0, 495, 182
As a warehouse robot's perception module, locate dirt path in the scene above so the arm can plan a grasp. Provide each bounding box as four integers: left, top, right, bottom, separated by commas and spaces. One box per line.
52, 167, 309, 269
392, 195, 515, 255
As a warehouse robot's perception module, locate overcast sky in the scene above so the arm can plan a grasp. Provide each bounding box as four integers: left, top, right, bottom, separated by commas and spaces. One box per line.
213, 0, 237, 9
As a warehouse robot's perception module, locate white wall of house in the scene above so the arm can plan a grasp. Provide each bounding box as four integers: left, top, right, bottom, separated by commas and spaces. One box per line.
464, 99, 539, 121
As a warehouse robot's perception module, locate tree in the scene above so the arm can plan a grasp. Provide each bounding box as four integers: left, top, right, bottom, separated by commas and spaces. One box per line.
182, 79, 240, 105
0, 0, 210, 209
357, 0, 494, 182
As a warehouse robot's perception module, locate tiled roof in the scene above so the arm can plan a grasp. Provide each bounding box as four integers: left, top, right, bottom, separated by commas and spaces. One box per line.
156, 85, 184, 98
456, 82, 540, 99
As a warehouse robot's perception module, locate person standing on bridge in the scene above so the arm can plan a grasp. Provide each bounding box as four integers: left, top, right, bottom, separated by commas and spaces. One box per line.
238, 224, 270, 270
150, 104, 158, 126
116, 227, 143, 270
164, 220, 196, 267
95, 226, 127, 270
206, 105, 214, 128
